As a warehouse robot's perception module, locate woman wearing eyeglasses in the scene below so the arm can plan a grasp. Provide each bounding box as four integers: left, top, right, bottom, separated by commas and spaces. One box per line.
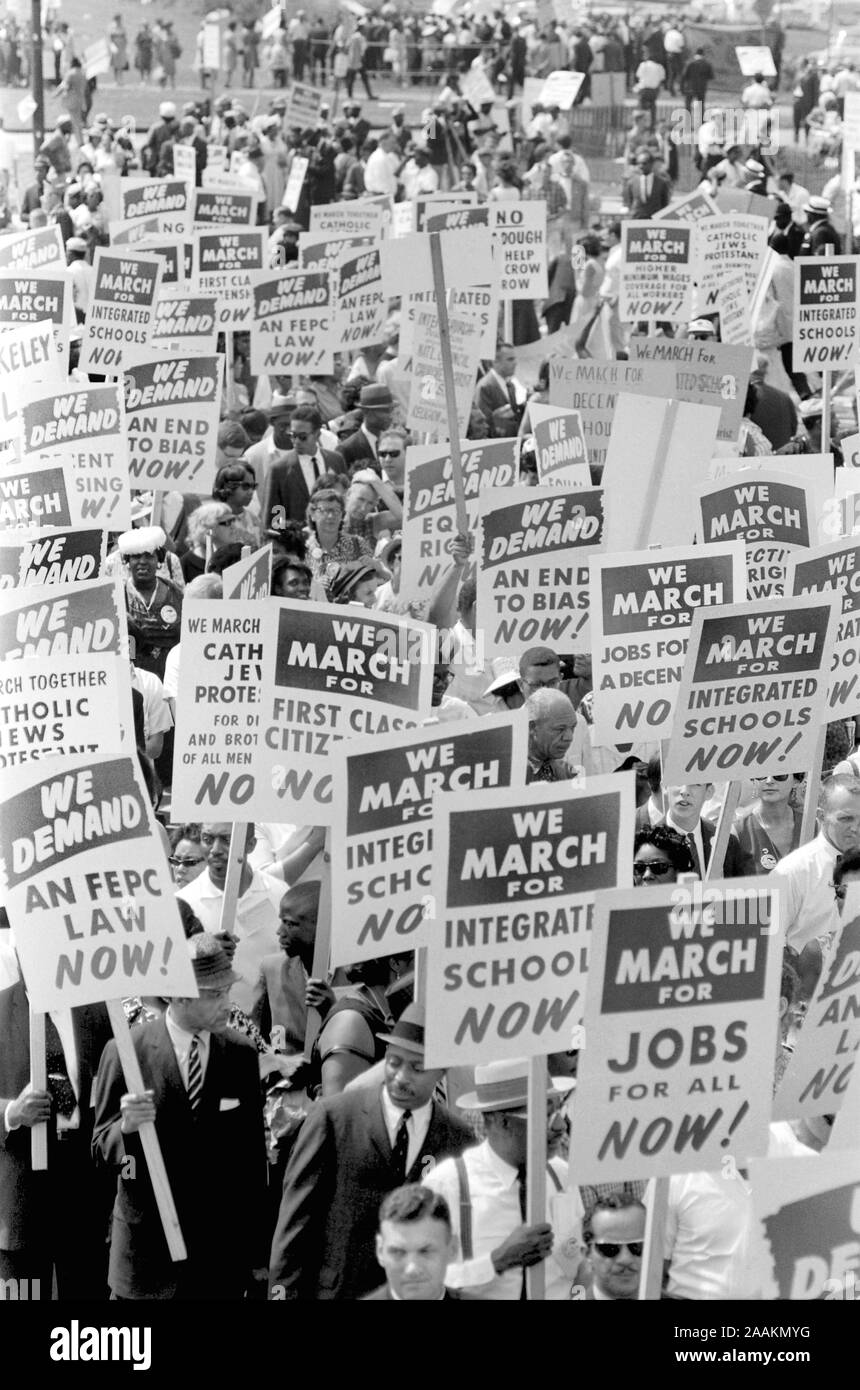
733, 773, 804, 875
167, 824, 207, 890
305, 486, 372, 590
632, 826, 695, 885
212, 462, 262, 549
181, 501, 243, 582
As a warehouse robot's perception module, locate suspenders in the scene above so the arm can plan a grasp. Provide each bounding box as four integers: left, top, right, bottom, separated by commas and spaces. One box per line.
453, 1156, 563, 1261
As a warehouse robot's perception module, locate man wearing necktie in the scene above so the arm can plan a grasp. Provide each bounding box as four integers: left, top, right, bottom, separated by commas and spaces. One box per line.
269, 1004, 473, 1300
0, 937, 113, 1299
525, 688, 580, 784
623, 148, 671, 218
261, 404, 348, 532
660, 782, 753, 880
93, 934, 269, 1300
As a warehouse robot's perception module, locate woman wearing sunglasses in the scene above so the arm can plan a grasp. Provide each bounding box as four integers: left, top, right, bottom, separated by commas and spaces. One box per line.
733, 773, 804, 875
167, 824, 207, 890
632, 826, 695, 885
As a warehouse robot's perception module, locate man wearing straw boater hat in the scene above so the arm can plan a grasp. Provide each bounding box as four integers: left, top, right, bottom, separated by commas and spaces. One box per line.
93, 934, 269, 1300
423, 1058, 585, 1299
268, 1003, 473, 1301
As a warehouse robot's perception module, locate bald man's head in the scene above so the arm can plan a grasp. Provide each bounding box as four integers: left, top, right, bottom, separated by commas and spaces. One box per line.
526, 689, 576, 763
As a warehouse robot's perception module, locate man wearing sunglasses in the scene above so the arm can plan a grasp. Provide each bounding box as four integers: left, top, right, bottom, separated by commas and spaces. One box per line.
261, 404, 347, 530
585, 1193, 647, 1300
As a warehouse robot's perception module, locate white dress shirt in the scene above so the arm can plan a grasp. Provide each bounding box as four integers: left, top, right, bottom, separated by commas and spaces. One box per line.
364, 146, 399, 197
176, 869, 282, 1014
380, 1085, 433, 1174
424, 1140, 585, 1299
5, 1007, 81, 1133
165, 1007, 211, 1088
665, 811, 706, 879
657, 1123, 814, 1300
297, 451, 329, 496
771, 832, 842, 949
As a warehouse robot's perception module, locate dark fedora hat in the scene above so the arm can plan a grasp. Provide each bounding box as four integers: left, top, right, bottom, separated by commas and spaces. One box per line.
376, 1002, 426, 1056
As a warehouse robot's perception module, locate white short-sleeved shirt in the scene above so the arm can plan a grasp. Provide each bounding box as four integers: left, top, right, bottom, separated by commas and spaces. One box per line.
770, 832, 841, 949
176, 868, 283, 1015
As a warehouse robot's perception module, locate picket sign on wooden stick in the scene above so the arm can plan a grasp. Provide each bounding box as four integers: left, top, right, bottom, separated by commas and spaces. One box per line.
303, 829, 332, 1057
105, 1000, 187, 1261
149, 492, 163, 528
414, 946, 427, 1008
800, 724, 828, 845
820, 245, 834, 470
218, 822, 248, 939
428, 231, 469, 536
704, 781, 743, 881
639, 1174, 669, 1300
525, 1054, 548, 1301
29, 1009, 48, 1170
633, 401, 679, 550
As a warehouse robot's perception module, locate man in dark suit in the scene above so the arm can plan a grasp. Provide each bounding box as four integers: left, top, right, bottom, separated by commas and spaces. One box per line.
268, 1004, 473, 1300
660, 782, 753, 878
362, 1184, 476, 1300
338, 383, 395, 468
92, 934, 269, 1300
0, 956, 113, 1298
681, 48, 714, 110
261, 404, 347, 533
475, 342, 524, 438
623, 148, 672, 218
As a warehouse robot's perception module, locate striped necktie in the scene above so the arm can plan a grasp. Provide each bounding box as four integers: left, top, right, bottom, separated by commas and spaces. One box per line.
187, 1033, 203, 1114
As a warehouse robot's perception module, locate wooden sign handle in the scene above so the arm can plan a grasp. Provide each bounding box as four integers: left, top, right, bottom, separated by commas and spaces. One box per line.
29, 1010, 48, 1171
303, 828, 332, 1058
428, 231, 469, 537
525, 1055, 548, 1301
106, 1000, 187, 1262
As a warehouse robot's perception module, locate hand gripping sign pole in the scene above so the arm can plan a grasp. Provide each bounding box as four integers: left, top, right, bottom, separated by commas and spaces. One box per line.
105, 1000, 187, 1261
428, 231, 469, 538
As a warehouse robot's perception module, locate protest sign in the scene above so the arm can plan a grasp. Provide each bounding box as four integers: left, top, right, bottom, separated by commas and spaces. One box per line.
110, 215, 162, 247
333, 247, 386, 352
84, 37, 111, 77
0, 271, 74, 360
714, 187, 775, 220
171, 600, 433, 825
136, 237, 193, 289
124, 354, 223, 495
787, 537, 860, 714
282, 155, 308, 214
602, 396, 721, 551
0, 652, 134, 770
172, 143, 197, 187
407, 302, 485, 440
0, 753, 195, 1012
460, 63, 497, 107
477, 486, 604, 662
0, 459, 110, 533
620, 221, 694, 324
250, 267, 334, 375
192, 188, 258, 228
118, 177, 191, 238
0, 321, 64, 450
19, 383, 130, 529
627, 338, 753, 444
221, 544, 272, 601
425, 206, 489, 233
529, 404, 590, 488
298, 233, 374, 274
379, 226, 494, 298
749, 1151, 860, 1300
662, 593, 840, 783
308, 203, 387, 239
400, 438, 517, 603
147, 291, 218, 356
0, 526, 105, 591
285, 81, 324, 129
654, 187, 718, 225
400, 283, 497, 362
773, 889, 860, 1122
330, 714, 529, 967
414, 192, 478, 233
423, 775, 633, 1068
0, 576, 126, 662
696, 471, 827, 600
491, 204, 548, 299
696, 214, 768, 314
78, 249, 162, 376
589, 542, 747, 747
539, 69, 585, 109
736, 45, 776, 76
717, 268, 752, 344
0, 225, 64, 272
568, 882, 783, 1183
202, 169, 258, 194
0, 527, 106, 591
793, 256, 860, 370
